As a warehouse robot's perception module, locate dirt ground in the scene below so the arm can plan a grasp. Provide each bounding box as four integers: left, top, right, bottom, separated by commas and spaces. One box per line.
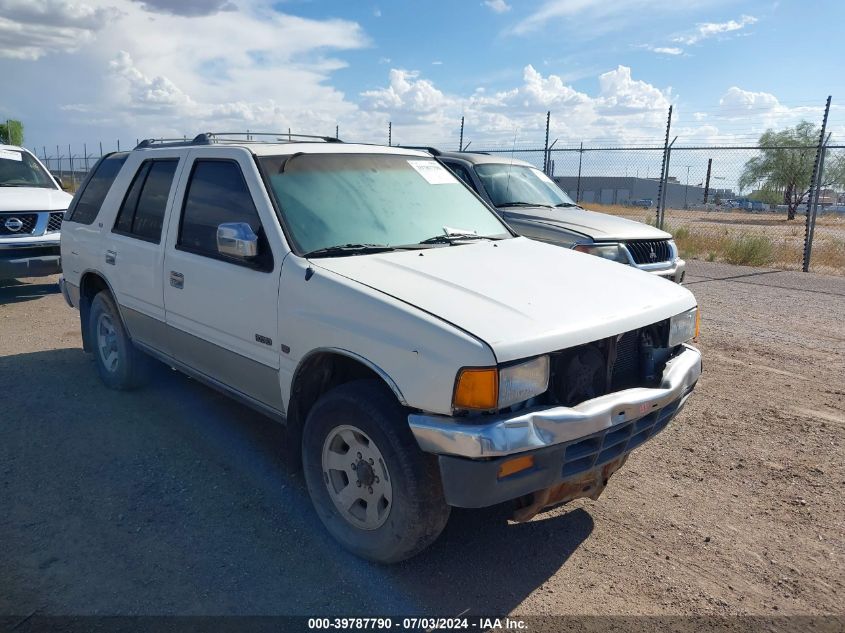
0, 261, 843, 620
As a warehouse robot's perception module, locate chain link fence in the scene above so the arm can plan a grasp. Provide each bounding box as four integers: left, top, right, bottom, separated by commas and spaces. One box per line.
28, 130, 845, 275
467, 144, 845, 275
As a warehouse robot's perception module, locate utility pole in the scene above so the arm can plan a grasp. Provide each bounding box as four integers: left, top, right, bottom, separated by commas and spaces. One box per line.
459, 116, 464, 152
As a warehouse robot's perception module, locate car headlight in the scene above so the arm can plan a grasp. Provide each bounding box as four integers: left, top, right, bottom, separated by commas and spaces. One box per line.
573, 242, 629, 264
667, 239, 679, 259
499, 355, 550, 409
669, 306, 700, 347
453, 356, 550, 411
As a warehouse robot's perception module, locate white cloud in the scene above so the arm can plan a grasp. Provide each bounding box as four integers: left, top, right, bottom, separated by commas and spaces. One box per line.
483, 0, 511, 13
650, 46, 684, 56
510, 0, 714, 36
130, 0, 236, 16
0, 0, 119, 59
719, 86, 779, 111
359, 64, 674, 145
674, 14, 757, 45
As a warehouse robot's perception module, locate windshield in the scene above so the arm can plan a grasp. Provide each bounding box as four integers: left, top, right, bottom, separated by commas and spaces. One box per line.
0, 149, 56, 189
259, 153, 511, 255
475, 163, 576, 208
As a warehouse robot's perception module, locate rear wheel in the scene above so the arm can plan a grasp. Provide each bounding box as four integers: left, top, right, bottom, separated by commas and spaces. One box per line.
89, 291, 151, 390
302, 380, 450, 563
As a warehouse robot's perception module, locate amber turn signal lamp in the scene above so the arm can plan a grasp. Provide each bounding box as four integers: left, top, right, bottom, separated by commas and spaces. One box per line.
453, 367, 498, 410
695, 307, 701, 338
498, 454, 535, 479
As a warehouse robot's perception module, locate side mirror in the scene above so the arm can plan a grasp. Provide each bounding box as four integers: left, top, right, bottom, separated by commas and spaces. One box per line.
55, 177, 65, 190
217, 222, 258, 259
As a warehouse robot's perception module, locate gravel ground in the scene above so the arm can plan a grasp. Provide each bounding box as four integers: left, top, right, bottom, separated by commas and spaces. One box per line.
0, 261, 843, 619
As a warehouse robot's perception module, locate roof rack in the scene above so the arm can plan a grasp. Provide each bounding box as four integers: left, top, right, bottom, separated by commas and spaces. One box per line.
396, 145, 442, 156
135, 132, 343, 150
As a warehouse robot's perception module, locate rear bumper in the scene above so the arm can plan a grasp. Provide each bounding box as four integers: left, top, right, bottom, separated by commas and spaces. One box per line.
58, 275, 79, 308
408, 344, 701, 510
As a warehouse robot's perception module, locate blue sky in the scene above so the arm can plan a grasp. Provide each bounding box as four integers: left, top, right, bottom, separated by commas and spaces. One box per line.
0, 0, 842, 152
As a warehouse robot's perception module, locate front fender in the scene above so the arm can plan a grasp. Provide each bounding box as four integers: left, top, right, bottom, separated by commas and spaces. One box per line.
277, 256, 496, 416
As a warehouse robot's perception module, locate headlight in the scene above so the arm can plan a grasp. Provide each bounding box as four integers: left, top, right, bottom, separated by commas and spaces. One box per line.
573, 242, 629, 264
669, 306, 700, 347
499, 355, 550, 409
453, 356, 550, 411
667, 239, 679, 259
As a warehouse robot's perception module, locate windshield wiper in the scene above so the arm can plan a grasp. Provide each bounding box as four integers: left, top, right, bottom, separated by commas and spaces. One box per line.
414, 233, 499, 246
304, 243, 395, 258
498, 202, 553, 208
555, 202, 579, 208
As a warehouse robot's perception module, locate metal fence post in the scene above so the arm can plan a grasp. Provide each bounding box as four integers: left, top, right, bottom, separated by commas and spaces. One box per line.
388, 121, 392, 147
542, 111, 550, 174
656, 106, 673, 228
658, 137, 677, 229
459, 116, 464, 152
802, 95, 832, 272
575, 142, 583, 203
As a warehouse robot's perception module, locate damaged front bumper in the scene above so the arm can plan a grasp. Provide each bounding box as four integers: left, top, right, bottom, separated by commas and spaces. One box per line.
408, 344, 701, 517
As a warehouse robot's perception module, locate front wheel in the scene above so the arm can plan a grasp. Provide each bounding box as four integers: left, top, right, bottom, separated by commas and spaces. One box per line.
302, 380, 450, 563
89, 291, 151, 390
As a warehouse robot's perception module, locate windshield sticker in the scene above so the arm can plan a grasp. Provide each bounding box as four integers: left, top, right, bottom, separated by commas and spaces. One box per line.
407, 159, 455, 185
0, 149, 23, 162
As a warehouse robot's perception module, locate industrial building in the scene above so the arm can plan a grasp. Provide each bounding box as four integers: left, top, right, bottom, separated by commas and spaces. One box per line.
554, 176, 735, 209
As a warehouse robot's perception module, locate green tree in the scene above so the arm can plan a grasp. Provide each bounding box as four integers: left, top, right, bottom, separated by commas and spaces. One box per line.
0, 119, 24, 146
739, 121, 824, 220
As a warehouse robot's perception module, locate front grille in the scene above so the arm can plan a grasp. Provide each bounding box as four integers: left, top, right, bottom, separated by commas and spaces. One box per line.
561, 397, 682, 478
46, 212, 64, 232
626, 239, 672, 265
0, 213, 38, 236
549, 323, 671, 407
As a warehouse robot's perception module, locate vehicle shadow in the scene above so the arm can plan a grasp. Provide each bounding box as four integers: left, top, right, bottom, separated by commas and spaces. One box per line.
1, 347, 591, 617
0, 278, 59, 304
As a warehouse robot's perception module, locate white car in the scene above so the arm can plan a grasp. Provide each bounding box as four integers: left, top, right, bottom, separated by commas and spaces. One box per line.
60, 133, 701, 563
0, 145, 73, 279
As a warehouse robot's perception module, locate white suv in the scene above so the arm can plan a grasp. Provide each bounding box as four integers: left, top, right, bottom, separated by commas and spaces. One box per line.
0, 145, 73, 279
60, 133, 702, 562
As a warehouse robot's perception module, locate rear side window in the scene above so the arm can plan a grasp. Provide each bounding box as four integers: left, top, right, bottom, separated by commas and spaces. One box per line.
445, 162, 477, 192
178, 160, 271, 270
113, 159, 178, 243
65, 153, 129, 225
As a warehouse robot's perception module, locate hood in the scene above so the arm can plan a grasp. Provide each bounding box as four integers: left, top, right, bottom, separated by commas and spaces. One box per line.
312, 237, 696, 362
0, 187, 73, 212
501, 205, 671, 241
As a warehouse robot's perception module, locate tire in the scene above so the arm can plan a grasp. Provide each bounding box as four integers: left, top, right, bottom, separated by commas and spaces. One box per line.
302, 380, 450, 563
89, 291, 151, 390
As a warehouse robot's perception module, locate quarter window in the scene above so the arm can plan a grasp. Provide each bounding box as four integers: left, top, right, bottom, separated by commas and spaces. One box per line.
112, 159, 178, 243
445, 162, 477, 192
65, 153, 129, 225
178, 160, 271, 270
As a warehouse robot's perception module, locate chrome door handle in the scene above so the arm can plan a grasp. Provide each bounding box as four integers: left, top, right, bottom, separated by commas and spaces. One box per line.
105, 250, 117, 265
169, 271, 184, 289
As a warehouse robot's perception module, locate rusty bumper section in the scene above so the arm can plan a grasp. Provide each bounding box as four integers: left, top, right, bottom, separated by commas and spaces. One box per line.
511, 454, 628, 522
